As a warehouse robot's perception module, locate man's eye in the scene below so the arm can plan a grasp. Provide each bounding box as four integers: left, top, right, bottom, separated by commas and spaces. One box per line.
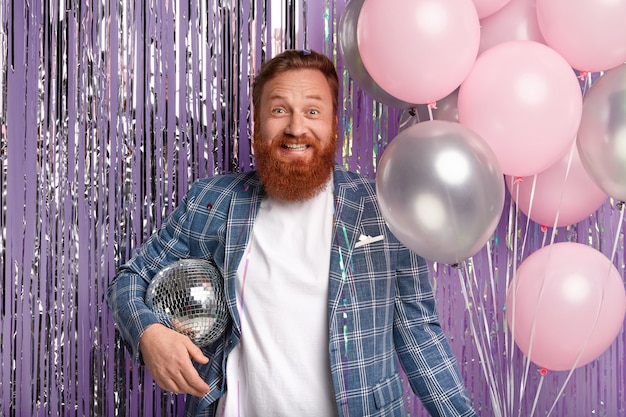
308, 109, 319, 115
273, 108, 285, 114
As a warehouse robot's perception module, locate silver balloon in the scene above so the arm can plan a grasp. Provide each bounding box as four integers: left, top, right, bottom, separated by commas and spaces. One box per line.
338, 0, 412, 108
398, 107, 421, 133
432, 88, 459, 123
145, 258, 228, 347
398, 89, 460, 134
577, 64, 626, 202
376, 120, 505, 265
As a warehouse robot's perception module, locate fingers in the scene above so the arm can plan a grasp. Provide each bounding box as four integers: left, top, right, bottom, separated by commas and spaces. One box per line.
139, 324, 211, 397
186, 338, 210, 365
162, 365, 210, 397
178, 362, 211, 397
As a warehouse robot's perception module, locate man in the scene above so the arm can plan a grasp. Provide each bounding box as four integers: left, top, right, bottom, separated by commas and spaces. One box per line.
107, 49, 477, 417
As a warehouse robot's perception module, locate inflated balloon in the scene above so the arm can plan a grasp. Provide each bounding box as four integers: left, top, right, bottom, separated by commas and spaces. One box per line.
472, 0, 511, 19
506, 242, 626, 371
399, 90, 459, 130
376, 120, 505, 265
536, 0, 626, 72
338, 0, 412, 108
458, 40, 583, 177
432, 89, 459, 122
357, 0, 480, 104
478, 0, 545, 55
397, 108, 420, 134
506, 145, 607, 227
397, 90, 459, 134
577, 64, 626, 202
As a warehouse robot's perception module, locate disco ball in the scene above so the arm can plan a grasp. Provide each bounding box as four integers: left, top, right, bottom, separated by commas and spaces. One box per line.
145, 258, 229, 347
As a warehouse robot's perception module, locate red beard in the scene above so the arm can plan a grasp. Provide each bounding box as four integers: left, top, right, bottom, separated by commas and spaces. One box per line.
253, 129, 337, 202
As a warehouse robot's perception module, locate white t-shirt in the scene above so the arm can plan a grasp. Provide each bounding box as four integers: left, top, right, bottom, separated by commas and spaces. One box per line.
218, 181, 338, 417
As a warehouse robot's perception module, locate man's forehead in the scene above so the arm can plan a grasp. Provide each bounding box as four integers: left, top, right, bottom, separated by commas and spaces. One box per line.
263, 69, 331, 96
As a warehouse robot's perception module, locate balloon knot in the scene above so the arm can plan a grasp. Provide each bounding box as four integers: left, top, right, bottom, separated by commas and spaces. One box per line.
578, 71, 588, 81
513, 176, 523, 185
540, 225, 548, 233
539, 368, 548, 376
428, 101, 437, 109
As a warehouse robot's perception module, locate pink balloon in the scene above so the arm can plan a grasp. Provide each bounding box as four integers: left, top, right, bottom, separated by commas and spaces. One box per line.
338, 0, 413, 108
506, 242, 626, 371
457, 40, 583, 177
506, 145, 607, 227
478, 0, 545, 55
472, 0, 511, 19
536, 0, 626, 72
357, 0, 480, 104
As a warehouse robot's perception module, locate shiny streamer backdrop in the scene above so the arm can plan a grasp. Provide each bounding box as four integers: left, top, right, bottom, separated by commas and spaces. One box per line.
0, 1, 623, 416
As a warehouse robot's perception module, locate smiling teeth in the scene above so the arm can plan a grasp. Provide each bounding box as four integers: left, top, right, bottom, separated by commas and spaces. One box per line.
283, 144, 308, 150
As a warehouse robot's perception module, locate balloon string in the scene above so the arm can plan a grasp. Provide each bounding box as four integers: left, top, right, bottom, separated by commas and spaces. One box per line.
522, 174, 538, 236
547, 141, 576, 232
427, 101, 436, 120
579, 71, 594, 96
511, 175, 553, 417
608, 201, 625, 262
546, 318, 600, 417
507, 177, 533, 417
457, 263, 504, 417
545, 360, 580, 416
545, 202, 626, 416
529, 369, 548, 417
514, 176, 534, 259
517, 238, 557, 417
504, 177, 521, 417
467, 257, 505, 416
484, 239, 507, 414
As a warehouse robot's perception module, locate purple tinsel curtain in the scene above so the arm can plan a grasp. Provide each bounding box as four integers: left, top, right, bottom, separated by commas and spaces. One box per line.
0, 0, 624, 416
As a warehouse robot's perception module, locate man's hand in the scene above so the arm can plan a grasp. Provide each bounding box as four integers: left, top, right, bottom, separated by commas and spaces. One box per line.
139, 323, 211, 397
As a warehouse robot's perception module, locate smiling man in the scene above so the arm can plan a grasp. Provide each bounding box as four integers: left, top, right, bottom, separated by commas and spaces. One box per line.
106, 49, 477, 417
252, 58, 338, 202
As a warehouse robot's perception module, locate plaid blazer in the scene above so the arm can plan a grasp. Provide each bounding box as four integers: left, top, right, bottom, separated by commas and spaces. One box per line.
106, 165, 477, 417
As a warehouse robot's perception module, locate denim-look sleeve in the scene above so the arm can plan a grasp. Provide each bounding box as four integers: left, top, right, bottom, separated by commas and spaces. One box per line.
393, 247, 477, 417
106, 171, 259, 363
105, 187, 198, 360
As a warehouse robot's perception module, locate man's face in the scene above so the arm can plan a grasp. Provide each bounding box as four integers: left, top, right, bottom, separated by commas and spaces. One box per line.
253, 68, 337, 201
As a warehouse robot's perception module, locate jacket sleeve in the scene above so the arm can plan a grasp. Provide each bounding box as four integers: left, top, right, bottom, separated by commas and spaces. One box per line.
105, 188, 196, 360
393, 247, 477, 417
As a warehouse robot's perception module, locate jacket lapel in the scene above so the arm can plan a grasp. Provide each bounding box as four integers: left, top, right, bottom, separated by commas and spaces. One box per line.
328, 167, 365, 321
223, 178, 264, 333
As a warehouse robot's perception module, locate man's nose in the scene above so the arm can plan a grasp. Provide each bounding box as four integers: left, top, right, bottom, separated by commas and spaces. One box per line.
285, 113, 306, 137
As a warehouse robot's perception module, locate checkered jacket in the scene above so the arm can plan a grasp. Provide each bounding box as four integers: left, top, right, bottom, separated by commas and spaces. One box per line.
106, 165, 477, 417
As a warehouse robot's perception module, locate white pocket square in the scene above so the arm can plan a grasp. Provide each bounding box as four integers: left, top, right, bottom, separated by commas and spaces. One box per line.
355, 234, 384, 248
